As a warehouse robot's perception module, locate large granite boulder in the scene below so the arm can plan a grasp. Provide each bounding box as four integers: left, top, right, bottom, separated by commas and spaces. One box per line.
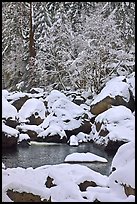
91, 106, 135, 153
40, 97, 91, 142
90, 76, 135, 116
108, 142, 135, 197
18, 98, 46, 125
2, 123, 19, 148
37, 124, 67, 143
2, 96, 19, 129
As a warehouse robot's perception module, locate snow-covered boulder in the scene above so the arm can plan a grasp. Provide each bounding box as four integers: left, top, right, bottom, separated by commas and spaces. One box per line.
2, 123, 19, 148
2, 96, 19, 128
68, 135, 79, 146
16, 124, 43, 141
40, 98, 91, 140
76, 132, 91, 143
17, 133, 31, 147
91, 105, 135, 152
45, 90, 67, 112
108, 142, 135, 197
45, 163, 108, 191
90, 76, 135, 115
18, 98, 46, 125
64, 152, 108, 163
37, 124, 67, 143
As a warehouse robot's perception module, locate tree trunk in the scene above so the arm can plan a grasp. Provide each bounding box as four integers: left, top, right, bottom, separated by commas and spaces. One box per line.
29, 2, 36, 58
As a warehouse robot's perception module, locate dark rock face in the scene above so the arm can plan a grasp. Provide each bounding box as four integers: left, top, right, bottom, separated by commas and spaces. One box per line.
45, 176, 56, 188
72, 96, 86, 106
12, 95, 30, 111
104, 140, 126, 154
19, 129, 38, 141
2, 132, 18, 148
123, 184, 135, 197
18, 139, 31, 147
27, 114, 44, 125
90, 96, 113, 115
65, 121, 92, 138
4, 118, 19, 129
90, 91, 135, 116
37, 135, 67, 143
78, 180, 97, 191
7, 189, 50, 202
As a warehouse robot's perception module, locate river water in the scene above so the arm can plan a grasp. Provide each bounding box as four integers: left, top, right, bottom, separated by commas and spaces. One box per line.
2, 142, 114, 176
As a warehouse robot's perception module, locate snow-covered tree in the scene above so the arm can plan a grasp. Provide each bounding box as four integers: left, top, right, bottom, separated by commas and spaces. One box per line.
2, 2, 135, 93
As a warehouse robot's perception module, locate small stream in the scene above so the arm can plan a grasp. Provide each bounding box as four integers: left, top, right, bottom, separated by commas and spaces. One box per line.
2, 142, 114, 176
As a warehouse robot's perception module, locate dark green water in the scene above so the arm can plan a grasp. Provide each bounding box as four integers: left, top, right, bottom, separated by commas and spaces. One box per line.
2, 142, 114, 176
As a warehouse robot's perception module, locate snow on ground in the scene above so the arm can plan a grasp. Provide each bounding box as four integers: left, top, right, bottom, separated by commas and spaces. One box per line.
2, 82, 135, 202
91, 76, 130, 105
2, 162, 135, 202
64, 152, 108, 163
52, 98, 85, 120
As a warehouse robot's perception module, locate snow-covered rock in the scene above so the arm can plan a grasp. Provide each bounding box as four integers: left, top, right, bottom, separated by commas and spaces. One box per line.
16, 124, 44, 141
64, 152, 108, 163
37, 124, 67, 143
18, 133, 31, 147
68, 135, 79, 146
18, 98, 46, 125
2, 96, 18, 121
2, 123, 19, 148
90, 76, 135, 115
40, 98, 91, 136
91, 105, 135, 152
108, 142, 135, 197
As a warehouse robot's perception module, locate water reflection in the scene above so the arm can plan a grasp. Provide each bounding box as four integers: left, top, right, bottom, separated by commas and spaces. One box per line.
2, 142, 114, 176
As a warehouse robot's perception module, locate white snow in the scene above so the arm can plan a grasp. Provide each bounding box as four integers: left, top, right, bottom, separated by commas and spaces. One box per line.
38, 124, 67, 139
52, 98, 85, 121
2, 83, 135, 202
91, 106, 135, 145
18, 133, 30, 142
18, 98, 46, 123
2, 163, 6, 169
64, 152, 108, 163
69, 135, 79, 146
91, 76, 130, 105
45, 90, 67, 112
109, 141, 135, 189
76, 132, 92, 143
2, 164, 108, 202
2, 96, 18, 120
16, 124, 43, 134
6, 91, 28, 103
2, 123, 19, 138
40, 98, 86, 131
3, 162, 134, 202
